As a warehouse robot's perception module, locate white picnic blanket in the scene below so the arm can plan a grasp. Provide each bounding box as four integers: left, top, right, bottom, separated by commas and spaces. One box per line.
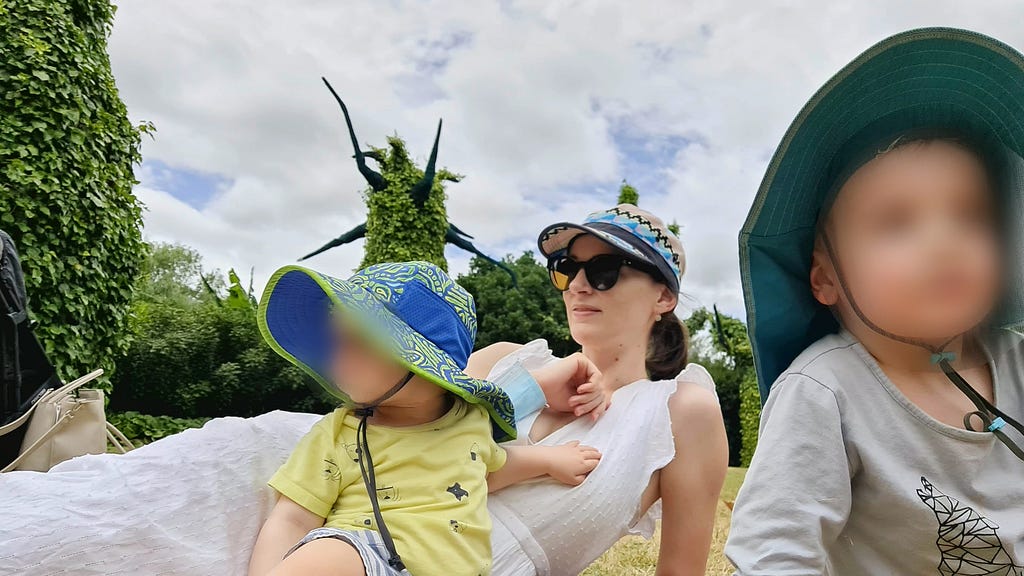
0, 410, 318, 576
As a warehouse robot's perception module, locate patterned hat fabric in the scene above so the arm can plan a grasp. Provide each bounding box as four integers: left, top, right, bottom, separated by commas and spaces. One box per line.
538, 204, 685, 294
258, 262, 516, 442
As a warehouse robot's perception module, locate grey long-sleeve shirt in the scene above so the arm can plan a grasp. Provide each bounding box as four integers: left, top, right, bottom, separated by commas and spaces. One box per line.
726, 330, 1024, 575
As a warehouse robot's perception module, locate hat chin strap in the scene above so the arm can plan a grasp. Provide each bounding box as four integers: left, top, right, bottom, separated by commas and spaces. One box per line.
822, 234, 1024, 461
352, 371, 415, 572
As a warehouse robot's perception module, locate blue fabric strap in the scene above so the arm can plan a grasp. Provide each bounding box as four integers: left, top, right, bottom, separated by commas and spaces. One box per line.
490, 361, 546, 422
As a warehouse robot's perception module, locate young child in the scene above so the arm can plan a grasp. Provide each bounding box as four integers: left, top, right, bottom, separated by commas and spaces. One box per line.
248, 262, 601, 576
728, 29, 1024, 574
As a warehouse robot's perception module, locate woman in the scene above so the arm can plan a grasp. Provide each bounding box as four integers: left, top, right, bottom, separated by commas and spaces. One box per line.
0, 205, 727, 576
472, 204, 728, 575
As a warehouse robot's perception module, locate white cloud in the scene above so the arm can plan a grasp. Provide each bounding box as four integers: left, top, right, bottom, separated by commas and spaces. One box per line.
109, 0, 1024, 317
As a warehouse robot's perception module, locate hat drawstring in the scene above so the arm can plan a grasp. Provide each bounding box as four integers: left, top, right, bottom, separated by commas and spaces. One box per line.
352, 371, 415, 572
822, 234, 1024, 461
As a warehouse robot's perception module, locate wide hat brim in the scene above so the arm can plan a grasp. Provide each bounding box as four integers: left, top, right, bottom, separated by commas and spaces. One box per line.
258, 266, 516, 442
740, 28, 1024, 401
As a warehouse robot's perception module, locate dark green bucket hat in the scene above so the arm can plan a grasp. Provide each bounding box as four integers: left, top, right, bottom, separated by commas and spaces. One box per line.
740, 28, 1024, 401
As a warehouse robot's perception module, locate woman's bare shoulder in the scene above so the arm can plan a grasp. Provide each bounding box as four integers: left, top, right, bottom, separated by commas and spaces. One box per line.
465, 342, 525, 379
668, 372, 725, 443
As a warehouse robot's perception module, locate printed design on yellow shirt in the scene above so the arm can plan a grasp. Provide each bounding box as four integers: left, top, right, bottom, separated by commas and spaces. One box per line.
344, 442, 360, 462
469, 442, 481, 462
322, 459, 342, 482
446, 482, 470, 501
449, 519, 464, 534
917, 477, 1022, 576
377, 485, 399, 503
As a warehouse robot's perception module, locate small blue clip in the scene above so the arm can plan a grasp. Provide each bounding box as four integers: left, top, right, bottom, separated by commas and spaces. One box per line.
930, 351, 957, 364
988, 417, 1007, 433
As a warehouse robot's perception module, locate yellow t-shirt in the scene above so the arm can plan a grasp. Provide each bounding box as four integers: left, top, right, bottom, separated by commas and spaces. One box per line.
269, 399, 507, 576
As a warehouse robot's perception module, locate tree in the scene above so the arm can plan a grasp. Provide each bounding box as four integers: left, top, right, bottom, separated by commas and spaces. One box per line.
458, 253, 575, 357
1, 0, 147, 389
299, 79, 512, 281
686, 306, 759, 467
135, 243, 214, 307
617, 180, 640, 205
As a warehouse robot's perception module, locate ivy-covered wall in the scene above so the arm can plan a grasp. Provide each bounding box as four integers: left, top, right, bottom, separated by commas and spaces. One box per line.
361, 136, 459, 270
0, 0, 146, 388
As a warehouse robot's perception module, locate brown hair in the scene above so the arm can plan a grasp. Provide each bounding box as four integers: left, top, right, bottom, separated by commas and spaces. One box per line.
647, 311, 689, 381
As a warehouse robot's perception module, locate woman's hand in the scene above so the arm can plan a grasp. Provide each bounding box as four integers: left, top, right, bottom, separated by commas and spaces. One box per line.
546, 440, 602, 486
532, 353, 610, 420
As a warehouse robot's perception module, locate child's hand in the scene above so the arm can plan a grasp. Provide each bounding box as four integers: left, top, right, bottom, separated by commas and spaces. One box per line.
533, 353, 611, 420
547, 440, 602, 486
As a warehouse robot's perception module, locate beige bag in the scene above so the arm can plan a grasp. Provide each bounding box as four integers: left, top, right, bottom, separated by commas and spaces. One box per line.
0, 369, 133, 472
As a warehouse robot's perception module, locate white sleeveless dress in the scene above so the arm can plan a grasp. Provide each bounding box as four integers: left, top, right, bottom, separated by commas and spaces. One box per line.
0, 340, 715, 576
486, 340, 716, 576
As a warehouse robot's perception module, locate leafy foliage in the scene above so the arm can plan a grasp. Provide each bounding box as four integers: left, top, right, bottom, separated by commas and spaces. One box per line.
136, 243, 213, 307
738, 371, 760, 466
107, 411, 210, 446
0, 0, 146, 389
458, 253, 576, 357
361, 136, 460, 270
110, 243, 333, 418
686, 306, 759, 467
617, 180, 640, 205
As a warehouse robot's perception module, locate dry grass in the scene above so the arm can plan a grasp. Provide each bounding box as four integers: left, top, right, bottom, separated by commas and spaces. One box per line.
580, 467, 746, 576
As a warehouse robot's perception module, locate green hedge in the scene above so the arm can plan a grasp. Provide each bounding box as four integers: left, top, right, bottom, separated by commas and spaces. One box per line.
738, 371, 761, 467
109, 300, 333, 418
1, 0, 147, 390
107, 411, 210, 446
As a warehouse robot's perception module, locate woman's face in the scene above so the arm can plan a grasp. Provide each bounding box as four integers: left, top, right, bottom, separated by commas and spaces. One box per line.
563, 235, 677, 348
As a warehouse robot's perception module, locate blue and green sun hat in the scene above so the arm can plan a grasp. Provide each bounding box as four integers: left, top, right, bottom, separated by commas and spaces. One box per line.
741, 28, 1024, 402
258, 261, 516, 442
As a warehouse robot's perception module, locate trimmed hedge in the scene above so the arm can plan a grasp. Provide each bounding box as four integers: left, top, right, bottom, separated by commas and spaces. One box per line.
110, 300, 333, 418
738, 370, 761, 467
1, 0, 147, 390
107, 411, 210, 446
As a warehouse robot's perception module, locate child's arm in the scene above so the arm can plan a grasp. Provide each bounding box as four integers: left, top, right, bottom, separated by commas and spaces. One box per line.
248, 494, 325, 576
487, 441, 601, 493
724, 374, 852, 575
466, 344, 610, 420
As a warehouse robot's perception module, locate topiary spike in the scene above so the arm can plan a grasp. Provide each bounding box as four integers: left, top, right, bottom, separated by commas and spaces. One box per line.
409, 119, 442, 207
321, 77, 386, 192
298, 222, 367, 261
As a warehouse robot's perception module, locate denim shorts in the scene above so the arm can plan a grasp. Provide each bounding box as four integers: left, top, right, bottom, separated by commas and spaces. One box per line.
286, 527, 411, 576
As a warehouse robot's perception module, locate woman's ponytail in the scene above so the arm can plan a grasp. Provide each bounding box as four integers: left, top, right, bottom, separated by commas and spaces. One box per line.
646, 311, 689, 381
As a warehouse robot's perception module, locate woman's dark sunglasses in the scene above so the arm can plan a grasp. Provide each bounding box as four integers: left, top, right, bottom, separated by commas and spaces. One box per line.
547, 254, 661, 291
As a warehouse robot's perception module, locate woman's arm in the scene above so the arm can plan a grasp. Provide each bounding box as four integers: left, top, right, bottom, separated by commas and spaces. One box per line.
656, 383, 729, 576
248, 494, 325, 576
465, 342, 524, 379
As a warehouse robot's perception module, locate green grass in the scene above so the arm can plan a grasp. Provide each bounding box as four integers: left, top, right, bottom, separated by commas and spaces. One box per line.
581, 467, 746, 576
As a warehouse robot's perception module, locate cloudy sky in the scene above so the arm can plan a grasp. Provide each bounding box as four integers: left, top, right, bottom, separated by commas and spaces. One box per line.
108, 0, 1024, 318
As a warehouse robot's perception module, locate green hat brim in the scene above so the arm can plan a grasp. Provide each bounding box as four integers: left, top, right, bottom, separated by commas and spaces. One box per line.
258, 266, 517, 442
740, 28, 1024, 401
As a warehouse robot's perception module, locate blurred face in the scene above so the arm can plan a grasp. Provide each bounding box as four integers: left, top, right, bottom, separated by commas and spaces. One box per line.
327, 322, 410, 405
562, 235, 677, 348
812, 140, 1001, 341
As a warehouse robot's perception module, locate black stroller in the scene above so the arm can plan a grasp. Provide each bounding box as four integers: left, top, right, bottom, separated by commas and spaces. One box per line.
0, 230, 61, 468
